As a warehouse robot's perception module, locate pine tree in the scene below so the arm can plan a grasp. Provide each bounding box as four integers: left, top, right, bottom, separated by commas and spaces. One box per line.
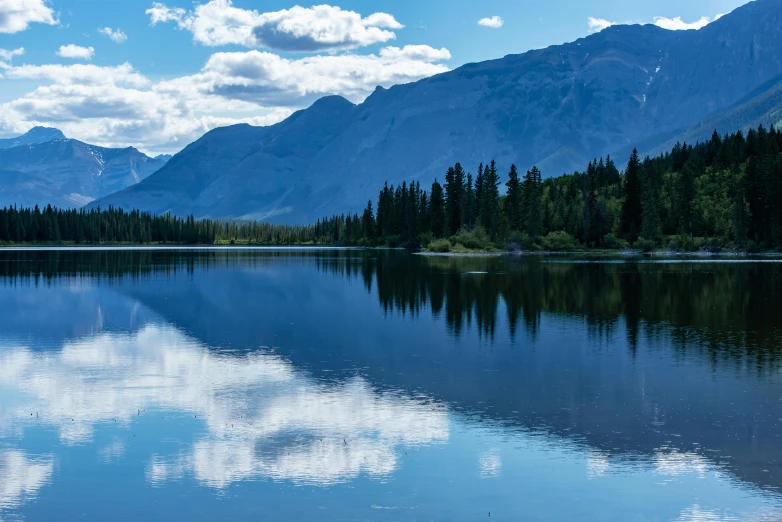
640, 158, 661, 241
445, 163, 465, 235
429, 178, 446, 238
480, 160, 501, 236
523, 166, 543, 238
362, 200, 375, 239
463, 173, 475, 230
504, 164, 522, 231
676, 160, 697, 243
620, 149, 643, 243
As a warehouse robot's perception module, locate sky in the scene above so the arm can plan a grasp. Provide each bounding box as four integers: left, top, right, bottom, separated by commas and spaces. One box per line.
0, 0, 752, 155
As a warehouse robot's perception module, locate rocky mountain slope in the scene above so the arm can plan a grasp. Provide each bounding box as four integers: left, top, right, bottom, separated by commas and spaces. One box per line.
92, 0, 782, 224
0, 133, 169, 209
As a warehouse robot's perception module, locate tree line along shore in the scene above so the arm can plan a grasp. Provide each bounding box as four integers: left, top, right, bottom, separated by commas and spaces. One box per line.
1, 125, 781, 253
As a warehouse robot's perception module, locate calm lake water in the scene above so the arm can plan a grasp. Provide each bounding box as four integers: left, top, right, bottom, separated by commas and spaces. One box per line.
1, 248, 781, 521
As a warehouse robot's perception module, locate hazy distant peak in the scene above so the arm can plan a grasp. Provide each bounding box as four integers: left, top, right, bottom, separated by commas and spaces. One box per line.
0, 127, 66, 149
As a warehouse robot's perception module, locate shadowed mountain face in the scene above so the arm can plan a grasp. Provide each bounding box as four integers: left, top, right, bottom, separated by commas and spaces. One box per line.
0, 136, 169, 209
91, 0, 782, 224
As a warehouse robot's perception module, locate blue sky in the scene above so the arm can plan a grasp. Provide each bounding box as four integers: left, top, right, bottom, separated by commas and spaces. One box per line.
0, 0, 751, 154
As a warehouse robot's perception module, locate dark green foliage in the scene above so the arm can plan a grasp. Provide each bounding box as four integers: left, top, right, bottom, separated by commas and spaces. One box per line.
620, 149, 643, 243
523, 166, 543, 238
444, 163, 465, 236
429, 178, 446, 238
504, 165, 522, 231
676, 161, 697, 242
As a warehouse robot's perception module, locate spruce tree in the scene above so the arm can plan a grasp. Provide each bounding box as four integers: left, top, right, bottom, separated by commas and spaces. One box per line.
676, 160, 697, 243
429, 179, 446, 238
463, 173, 475, 229
619, 149, 643, 243
445, 163, 465, 235
504, 164, 522, 231
523, 166, 543, 238
480, 160, 501, 236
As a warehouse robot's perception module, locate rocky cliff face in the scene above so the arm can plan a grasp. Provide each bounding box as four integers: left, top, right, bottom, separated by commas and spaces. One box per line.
92, 0, 782, 224
0, 137, 169, 209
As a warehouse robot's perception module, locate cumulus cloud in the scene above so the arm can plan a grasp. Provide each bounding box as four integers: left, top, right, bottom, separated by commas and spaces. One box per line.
98, 27, 128, 43
146, 0, 403, 51
478, 16, 504, 29
0, 46, 24, 68
652, 16, 712, 31
588, 14, 720, 34
0, 46, 24, 61
0, 44, 450, 154
56, 44, 95, 60
0, 0, 57, 33
587, 17, 615, 33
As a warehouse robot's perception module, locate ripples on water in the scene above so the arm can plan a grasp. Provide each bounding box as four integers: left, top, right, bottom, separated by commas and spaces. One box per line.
0, 249, 781, 521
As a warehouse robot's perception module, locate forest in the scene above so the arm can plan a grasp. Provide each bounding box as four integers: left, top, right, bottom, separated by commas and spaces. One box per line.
1, 124, 781, 251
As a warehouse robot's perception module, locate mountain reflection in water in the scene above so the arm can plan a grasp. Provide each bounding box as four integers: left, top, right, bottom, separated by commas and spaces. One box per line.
0, 248, 781, 521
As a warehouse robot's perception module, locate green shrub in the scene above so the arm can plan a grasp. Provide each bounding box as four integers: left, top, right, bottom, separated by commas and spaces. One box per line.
668, 235, 695, 252
634, 237, 657, 253
384, 235, 401, 248
450, 226, 493, 251
427, 238, 451, 253
419, 231, 435, 248
701, 237, 723, 253
744, 240, 762, 253
541, 231, 577, 251
602, 233, 629, 250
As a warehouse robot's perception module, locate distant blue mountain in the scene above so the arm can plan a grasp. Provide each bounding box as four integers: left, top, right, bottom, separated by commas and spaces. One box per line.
0, 135, 170, 209
92, 0, 782, 224
0, 127, 65, 149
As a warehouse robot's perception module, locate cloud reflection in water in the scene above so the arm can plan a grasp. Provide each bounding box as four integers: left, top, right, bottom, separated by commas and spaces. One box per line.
0, 325, 450, 489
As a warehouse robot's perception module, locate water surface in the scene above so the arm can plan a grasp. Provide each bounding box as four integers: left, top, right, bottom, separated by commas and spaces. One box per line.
1, 249, 781, 521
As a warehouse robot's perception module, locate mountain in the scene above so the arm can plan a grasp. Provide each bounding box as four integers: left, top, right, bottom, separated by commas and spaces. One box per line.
92, 0, 782, 224
0, 137, 170, 209
0, 127, 65, 149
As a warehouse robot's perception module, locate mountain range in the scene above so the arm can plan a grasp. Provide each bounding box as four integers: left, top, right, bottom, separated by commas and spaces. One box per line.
19, 0, 782, 223
0, 128, 169, 209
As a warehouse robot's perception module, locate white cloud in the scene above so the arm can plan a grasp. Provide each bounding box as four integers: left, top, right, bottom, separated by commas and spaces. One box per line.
587, 17, 615, 33
478, 16, 504, 29
0, 44, 450, 154
652, 16, 712, 31
56, 44, 95, 60
98, 26, 128, 43
0, 46, 24, 69
0, 46, 24, 61
0, 0, 57, 33
588, 14, 719, 34
146, 1, 404, 51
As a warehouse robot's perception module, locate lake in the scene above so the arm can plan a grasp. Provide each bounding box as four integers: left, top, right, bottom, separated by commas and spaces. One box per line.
0, 248, 781, 521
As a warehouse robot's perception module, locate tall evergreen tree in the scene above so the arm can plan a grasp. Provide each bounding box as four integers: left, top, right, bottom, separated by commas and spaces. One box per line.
676, 160, 697, 243
523, 166, 543, 238
429, 179, 446, 238
444, 163, 466, 235
504, 164, 522, 231
480, 160, 501, 236
619, 149, 643, 242
463, 173, 475, 230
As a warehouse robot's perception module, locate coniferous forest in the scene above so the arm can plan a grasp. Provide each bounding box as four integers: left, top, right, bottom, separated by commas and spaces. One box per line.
1, 125, 781, 251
